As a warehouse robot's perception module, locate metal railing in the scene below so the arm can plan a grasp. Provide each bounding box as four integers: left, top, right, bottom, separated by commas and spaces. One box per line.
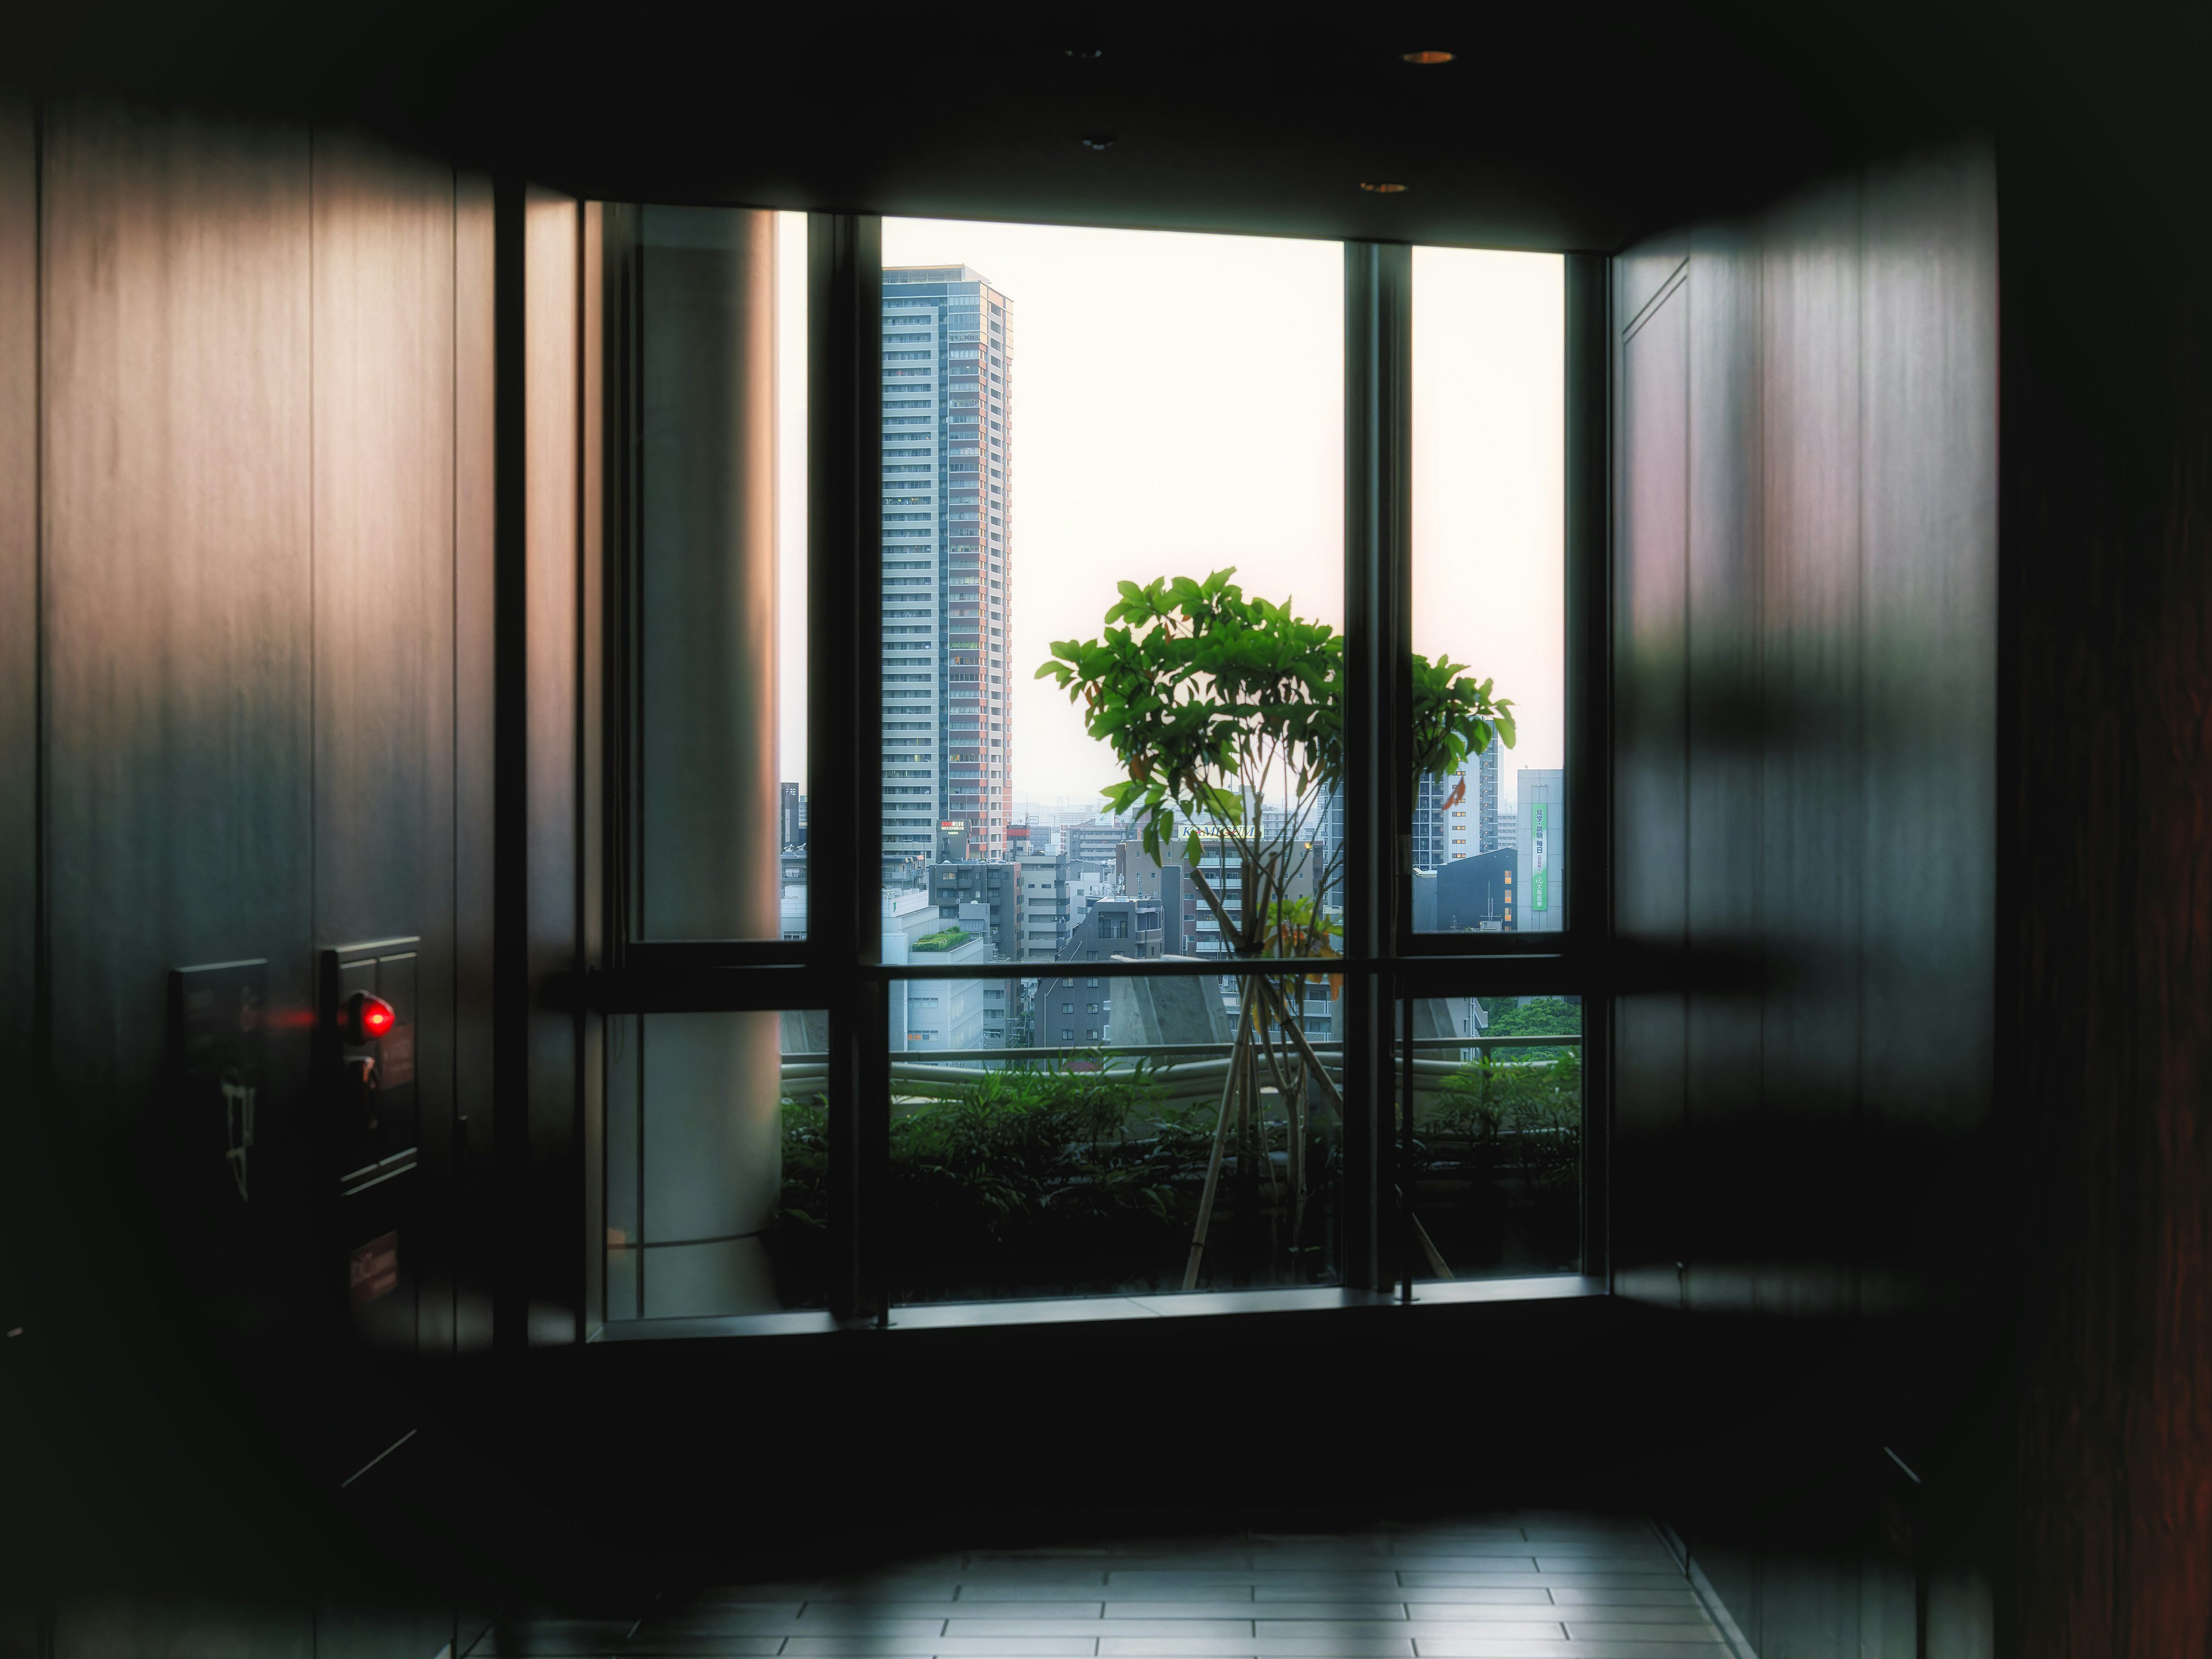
777, 1033, 1581, 1105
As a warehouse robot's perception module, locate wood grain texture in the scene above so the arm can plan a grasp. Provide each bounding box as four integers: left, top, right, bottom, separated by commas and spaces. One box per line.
453, 168, 498, 1354
309, 127, 459, 1361
1756, 175, 1863, 1159
2006, 134, 2212, 1658
1616, 142, 1999, 1653
524, 184, 581, 1344
0, 96, 35, 1081
1612, 272, 1688, 1286
1681, 219, 1763, 1142
40, 101, 315, 1117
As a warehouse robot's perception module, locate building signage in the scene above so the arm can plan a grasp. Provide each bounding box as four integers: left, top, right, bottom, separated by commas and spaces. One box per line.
1531, 802, 1550, 911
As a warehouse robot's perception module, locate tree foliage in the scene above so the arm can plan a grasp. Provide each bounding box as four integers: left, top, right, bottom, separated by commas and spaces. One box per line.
1036, 569, 1516, 959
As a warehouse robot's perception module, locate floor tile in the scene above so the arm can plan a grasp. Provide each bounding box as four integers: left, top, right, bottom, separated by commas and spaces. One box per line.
620, 1639, 789, 1657
1099, 1604, 1260, 1620
1559, 1624, 1723, 1643
936, 1605, 1107, 1620
780, 1641, 1096, 1658
1531, 1605, 1708, 1623
1362, 1609, 1567, 1625
1229, 1605, 1412, 1620
727, 1619, 945, 1635
464, 1621, 636, 1657
948, 1622, 1248, 1639
1386, 1593, 1555, 1608
1106, 1584, 1397, 1601
1531, 1556, 1679, 1574
1384, 1556, 1541, 1570
1387, 1577, 1551, 1590
953, 1586, 1120, 1602
1258, 1623, 1565, 1641
1099, 1641, 1414, 1658
1399, 1575, 1682, 1589
1536, 1592, 1699, 1607
1058, 1588, 1244, 1604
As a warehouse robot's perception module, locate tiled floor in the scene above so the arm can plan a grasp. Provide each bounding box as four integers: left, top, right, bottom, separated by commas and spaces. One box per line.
466, 1518, 1730, 1658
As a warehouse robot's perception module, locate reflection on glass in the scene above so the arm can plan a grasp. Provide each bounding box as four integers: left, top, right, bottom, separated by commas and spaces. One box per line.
1403, 995, 1583, 1277
605, 1009, 828, 1318
622, 205, 807, 942
1410, 247, 1565, 931
873, 974, 1346, 1305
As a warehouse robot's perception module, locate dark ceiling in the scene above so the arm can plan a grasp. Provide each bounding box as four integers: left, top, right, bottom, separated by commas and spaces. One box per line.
13, 1, 2208, 253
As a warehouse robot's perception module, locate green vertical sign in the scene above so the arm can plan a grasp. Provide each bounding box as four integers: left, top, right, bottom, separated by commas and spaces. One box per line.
1531, 802, 1550, 911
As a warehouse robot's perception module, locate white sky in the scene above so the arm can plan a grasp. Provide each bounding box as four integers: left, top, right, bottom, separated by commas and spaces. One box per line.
774, 216, 1563, 816
1411, 246, 1566, 804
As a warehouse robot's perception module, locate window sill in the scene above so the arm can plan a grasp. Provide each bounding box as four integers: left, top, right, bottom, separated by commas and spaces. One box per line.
589, 1274, 1602, 1343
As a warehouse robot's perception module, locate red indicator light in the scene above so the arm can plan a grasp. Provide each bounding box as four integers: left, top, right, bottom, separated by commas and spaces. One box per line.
342, 991, 398, 1044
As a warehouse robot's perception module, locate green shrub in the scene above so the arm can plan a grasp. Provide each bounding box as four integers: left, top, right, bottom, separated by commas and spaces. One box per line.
767, 1058, 1341, 1301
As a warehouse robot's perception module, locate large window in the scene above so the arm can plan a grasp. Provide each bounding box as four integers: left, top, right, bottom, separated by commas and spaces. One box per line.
592, 219, 1598, 1330
1410, 249, 1567, 938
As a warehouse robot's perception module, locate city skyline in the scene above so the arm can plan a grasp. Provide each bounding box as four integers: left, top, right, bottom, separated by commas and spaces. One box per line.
775, 219, 1566, 832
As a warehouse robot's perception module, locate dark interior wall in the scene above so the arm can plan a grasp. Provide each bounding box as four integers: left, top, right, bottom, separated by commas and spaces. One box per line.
2002, 113, 2212, 1659
1611, 141, 2000, 1654
0, 99, 499, 1652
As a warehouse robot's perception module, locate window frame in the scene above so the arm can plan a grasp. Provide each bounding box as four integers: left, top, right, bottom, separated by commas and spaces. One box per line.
584, 216, 1613, 1328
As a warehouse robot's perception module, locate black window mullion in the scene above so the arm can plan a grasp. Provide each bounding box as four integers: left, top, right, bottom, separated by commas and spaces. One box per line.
1343, 240, 1411, 1294
1565, 250, 1613, 1285
810, 212, 883, 1322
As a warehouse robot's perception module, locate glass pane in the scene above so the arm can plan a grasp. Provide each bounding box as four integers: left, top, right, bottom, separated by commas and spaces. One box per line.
624, 205, 808, 941
1410, 248, 1565, 934
886, 971, 1345, 1305
604, 1007, 828, 1318
1401, 994, 1584, 1278
876, 219, 1343, 967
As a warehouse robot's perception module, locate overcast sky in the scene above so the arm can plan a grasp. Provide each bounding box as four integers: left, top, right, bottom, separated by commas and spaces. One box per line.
774, 215, 1562, 816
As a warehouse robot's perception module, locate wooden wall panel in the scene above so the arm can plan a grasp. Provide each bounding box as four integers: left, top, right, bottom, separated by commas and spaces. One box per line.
2006, 129, 2212, 1657
1616, 142, 1998, 1652
1682, 220, 1764, 1139
1612, 274, 1688, 1288
41, 103, 315, 1118
0, 96, 34, 1082
453, 169, 498, 1353
524, 185, 581, 1344
309, 128, 459, 1359
1756, 178, 1863, 1169
1858, 146, 1998, 1143
310, 131, 456, 951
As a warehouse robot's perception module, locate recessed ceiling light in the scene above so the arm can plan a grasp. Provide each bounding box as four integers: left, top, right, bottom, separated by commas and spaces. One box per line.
1081, 134, 1116, 150
1066, 46, 1104, 59
1359, 181, 1409, 194
1402, 50, 1455, 64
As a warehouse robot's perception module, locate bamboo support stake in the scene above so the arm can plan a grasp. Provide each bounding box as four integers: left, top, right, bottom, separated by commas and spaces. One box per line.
1182, 978, 1256, 1291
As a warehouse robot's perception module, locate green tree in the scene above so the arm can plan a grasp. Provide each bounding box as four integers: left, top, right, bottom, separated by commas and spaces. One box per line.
1038, 568, 1518, 1287
1037, 567, 1514, 959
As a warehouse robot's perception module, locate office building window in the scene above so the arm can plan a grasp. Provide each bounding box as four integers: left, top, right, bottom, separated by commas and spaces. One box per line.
1410, 248, 1565, 935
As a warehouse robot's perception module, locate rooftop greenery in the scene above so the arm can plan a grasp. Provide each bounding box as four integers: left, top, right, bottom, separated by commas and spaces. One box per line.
912, 926, 973, 952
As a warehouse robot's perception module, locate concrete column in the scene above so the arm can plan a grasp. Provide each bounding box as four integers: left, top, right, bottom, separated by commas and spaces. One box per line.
635, 206, 782, 1315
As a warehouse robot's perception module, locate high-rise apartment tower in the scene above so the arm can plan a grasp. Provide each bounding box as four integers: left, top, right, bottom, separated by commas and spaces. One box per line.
880, 265, 1014, 874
